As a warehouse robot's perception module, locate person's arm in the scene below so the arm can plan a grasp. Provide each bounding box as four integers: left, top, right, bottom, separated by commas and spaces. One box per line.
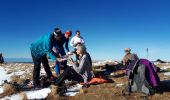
77, 55, 88, 75
70, 37, 74, 47
122, 55, 127, 66
81, 37, 85, 44
65, 38, 69, 52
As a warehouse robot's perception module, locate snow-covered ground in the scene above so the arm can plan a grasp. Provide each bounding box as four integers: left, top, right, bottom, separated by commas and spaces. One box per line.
0, 64, 83, 99
1, 88, 51, 100
92, 60, 119, 66
1, 61, 170, 99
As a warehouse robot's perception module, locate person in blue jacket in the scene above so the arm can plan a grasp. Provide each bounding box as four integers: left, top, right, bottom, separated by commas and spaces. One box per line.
30, 27, 62, 88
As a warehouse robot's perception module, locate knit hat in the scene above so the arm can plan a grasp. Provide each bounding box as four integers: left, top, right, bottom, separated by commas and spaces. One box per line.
54, 28, 62, 36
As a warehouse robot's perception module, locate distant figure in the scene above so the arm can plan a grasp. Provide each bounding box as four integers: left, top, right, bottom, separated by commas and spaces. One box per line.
70, 30, 85, 61
30, 27, 63, 88
55, 44, 93, 85
122, 48, 139, 66
53, 30, 72, 75
0, 53, 4, 63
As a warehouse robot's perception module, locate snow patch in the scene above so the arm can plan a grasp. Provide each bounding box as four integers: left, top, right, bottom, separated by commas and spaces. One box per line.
1, 88, 51, 100
0, 87, 4, 94
25, 88, 51, 99
160, 66, 170, 70
164, 72, 170, 76
0, 67, 12, 85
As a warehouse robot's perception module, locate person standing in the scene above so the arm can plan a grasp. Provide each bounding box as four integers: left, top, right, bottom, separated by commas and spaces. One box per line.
30, 27, 62, 88
54, 30, 72, 75
70, 30, 85, 48
0, 53, 4, 64
70, 30, 85, 62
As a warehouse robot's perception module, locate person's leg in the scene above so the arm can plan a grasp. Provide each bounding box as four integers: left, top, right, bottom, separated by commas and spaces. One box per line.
68, 68, 84, 82
55, 67, 83, 86
31, 53, 41, 87
55, 61, 60, 75
55, 67, 70, 86
41, 54, 53, 78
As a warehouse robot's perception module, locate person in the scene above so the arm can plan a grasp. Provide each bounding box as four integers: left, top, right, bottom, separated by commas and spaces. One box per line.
30, 27, 63, 88
0, 53, 4, 64
70, 30, 85, 61
55, 44, 93, 85
53, 30, 72, 75
70, 30, 85, 48
122, 48, 139, 66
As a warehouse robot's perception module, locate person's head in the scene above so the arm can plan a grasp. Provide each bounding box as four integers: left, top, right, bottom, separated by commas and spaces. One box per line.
65, 30, 72, 38
76, 44, 86, 56
53, 27, 62, 41
76, 30, 80, 37
124, 48, 131, 54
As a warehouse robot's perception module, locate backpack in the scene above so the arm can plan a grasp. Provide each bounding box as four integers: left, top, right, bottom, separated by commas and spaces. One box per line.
125, 59, 160, 95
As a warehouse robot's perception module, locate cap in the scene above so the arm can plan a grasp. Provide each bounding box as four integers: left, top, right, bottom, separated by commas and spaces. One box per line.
65, 30, 72, 36
54, 28, 62, 36
124, 48, 131, 52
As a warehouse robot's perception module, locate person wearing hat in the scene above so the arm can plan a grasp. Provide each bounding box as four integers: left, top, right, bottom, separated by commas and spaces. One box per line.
122, 48, 139, 66
53, 30, 72, 75
30, 27, 63, 88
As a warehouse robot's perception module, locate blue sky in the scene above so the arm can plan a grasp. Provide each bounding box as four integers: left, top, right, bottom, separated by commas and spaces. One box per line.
0, 0, 170, 61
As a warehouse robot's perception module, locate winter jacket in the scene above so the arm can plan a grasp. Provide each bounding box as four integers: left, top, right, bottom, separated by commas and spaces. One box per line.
30, 33, 57, 60
54, 34, 70, 53
70, 36, 85, 47
73, 53, 93, 83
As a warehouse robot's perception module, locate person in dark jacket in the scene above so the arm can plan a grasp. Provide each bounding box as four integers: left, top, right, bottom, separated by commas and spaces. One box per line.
53, 30, 72, 75
30, 27, 63, 88
0, 53, 4, 64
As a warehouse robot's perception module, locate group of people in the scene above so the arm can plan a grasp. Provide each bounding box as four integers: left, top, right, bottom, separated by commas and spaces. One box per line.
30, 27, 141, 88
30, 27, 93, 88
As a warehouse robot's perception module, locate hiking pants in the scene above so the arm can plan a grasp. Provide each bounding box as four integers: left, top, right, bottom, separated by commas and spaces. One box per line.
55, 67, 83, 86
31, 53, 53, 86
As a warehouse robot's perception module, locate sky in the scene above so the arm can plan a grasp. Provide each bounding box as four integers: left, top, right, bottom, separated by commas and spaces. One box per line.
0, 0, 170, 61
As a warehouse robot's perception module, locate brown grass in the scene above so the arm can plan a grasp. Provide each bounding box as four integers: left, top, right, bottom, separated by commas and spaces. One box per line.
0, 84, 16, 98
2, 62, 170, 100
46, 85, 59, 100
19, 92, 28, 100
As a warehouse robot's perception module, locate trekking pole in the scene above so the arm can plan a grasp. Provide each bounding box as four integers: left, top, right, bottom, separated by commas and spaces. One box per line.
146, 48, 148, 60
